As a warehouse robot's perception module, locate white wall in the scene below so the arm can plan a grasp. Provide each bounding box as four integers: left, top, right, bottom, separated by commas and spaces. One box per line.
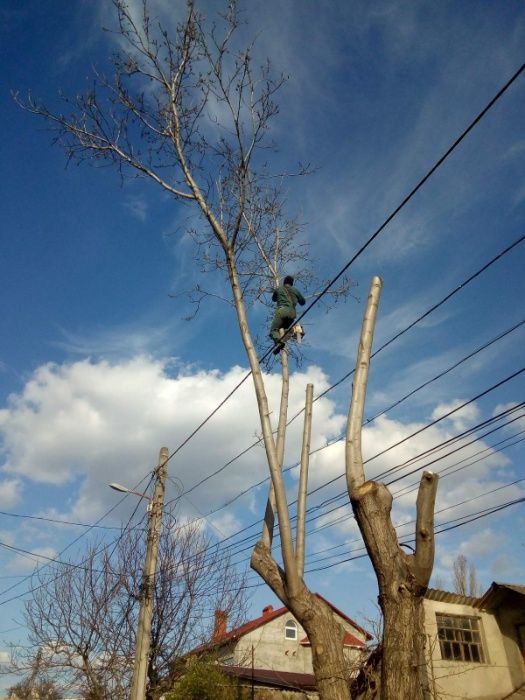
423, 598, 517, 700
227, 610, 365, 676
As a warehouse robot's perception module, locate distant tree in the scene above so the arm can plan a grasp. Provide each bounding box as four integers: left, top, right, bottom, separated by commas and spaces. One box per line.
453, 554, 481, 597
12, 512, 246, 700
7, 677, 61, 700
7, 649, 62, 700
166, 656, 239, 700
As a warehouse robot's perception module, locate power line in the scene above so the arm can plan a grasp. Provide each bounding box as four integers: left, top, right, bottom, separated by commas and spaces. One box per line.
203, 404, 525, 565
172, 401, 525, 570
159, 62, 525, 472
174, 308, 525, 505
156, 406, 525, 571
305, 496, 524, 574
209, 490, 525, 588
305, 366, 525, 501
0, 472, 154, 605
4, 65, 524, 609
305, 478, 525, 567
0, 510, 122, 530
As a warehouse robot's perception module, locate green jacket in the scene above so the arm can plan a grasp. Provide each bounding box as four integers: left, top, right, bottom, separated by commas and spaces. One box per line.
272, 284, 306, 312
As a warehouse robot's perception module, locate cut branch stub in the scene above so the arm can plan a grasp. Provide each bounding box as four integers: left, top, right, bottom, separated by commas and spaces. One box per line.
411, 470, 439, 588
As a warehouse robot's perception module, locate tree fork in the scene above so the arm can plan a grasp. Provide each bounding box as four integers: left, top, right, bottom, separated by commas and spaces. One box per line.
346, 278, 439, 699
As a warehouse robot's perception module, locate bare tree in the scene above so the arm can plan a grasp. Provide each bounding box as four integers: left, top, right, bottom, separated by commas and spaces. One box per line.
7, 678, 61, 700
19, 2, 352, 698
452, 554, 481, 597
7, 650, 62, 700
12, 512, 246, 700
346, 277, 439, 700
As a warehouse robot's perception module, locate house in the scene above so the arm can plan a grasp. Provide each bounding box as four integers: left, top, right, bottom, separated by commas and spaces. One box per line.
187, 594, 372, 697
423, 582, 525, 699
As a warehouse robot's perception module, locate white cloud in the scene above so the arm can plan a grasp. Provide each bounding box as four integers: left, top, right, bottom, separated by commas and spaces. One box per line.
431, 400, 480, 432
7, 546, 58, 573
0, 357, 341, 528
209, 511, 244, 539
0, 479, 22, 508
0, 354, 522, 586
458, 528, 505, 558
53, 321, 181, 358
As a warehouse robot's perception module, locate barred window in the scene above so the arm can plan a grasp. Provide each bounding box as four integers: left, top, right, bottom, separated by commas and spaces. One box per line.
436, 614, 485, 663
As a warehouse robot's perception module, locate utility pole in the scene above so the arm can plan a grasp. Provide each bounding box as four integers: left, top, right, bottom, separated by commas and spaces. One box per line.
130, 446, 169, 700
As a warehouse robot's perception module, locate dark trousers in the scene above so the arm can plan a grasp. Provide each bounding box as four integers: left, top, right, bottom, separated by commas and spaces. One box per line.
269, 307, 296, 342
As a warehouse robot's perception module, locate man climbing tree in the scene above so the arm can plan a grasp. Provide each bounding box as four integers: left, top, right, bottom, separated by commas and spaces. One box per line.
269, 275, 305, 353
20, 2, 353, 697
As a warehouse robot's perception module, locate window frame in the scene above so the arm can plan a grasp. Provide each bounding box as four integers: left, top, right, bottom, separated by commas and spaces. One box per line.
436, 613, 485, 663
284, 619, 298, 641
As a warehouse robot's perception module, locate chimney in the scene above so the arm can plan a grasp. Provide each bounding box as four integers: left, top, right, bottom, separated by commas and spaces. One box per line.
262, 605, 274, 616
213, 610, 228, 641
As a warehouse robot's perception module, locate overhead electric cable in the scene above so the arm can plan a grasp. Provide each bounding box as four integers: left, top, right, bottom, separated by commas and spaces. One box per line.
159, 408, 525, 571
305, 479, 525, 566
159, 62, 525, 471
305, 496, 524, 573
0, 472, 154, 604
0, 510, 122, 530
176, 311, 525, 503
306, 366, 525, 499
147, 491, 525, 595
307, 405, 525, 517
195, 405, 525, 565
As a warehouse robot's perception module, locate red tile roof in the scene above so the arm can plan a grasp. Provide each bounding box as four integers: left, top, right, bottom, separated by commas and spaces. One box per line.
191, 604, 288, 654
192, 593, 372, 654
300, 631, 367, 649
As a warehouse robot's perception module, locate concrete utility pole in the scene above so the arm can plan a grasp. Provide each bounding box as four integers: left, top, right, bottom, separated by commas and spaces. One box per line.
130, 447, 169, 700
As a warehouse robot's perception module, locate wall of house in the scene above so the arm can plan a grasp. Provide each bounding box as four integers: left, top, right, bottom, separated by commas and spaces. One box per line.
225, 611, 365, 677
423, 598, 519, 700
494, 591, 525, 691
233, 614, 314, 674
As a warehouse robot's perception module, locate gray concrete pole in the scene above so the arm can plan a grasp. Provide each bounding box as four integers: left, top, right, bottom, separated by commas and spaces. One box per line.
130, 447, 169, 700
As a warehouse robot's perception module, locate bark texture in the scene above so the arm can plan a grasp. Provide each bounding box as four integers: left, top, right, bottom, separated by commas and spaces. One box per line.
251, 542, 350, 700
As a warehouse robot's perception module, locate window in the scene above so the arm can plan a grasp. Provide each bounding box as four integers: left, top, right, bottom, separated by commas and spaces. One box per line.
436, 614, 485, 663
285, 620, 297, 640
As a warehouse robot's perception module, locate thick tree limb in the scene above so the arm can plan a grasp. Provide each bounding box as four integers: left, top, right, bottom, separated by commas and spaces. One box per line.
346, 276, 382, 494
411, 470, 439, 587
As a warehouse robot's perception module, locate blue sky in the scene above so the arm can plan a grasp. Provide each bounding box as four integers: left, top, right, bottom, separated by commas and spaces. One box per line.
1, 0, 525, 691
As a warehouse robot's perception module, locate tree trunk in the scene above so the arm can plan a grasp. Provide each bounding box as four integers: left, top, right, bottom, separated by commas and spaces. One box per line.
346, 278, 438, 700
381, 592, 425, 699
350, 482, 429, 699
251, 542, 350, 700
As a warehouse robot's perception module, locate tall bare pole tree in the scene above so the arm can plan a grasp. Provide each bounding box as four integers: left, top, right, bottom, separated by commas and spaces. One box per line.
19, 2, 352, 697
346, 277, 439, 700
452, 554, 481, 597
